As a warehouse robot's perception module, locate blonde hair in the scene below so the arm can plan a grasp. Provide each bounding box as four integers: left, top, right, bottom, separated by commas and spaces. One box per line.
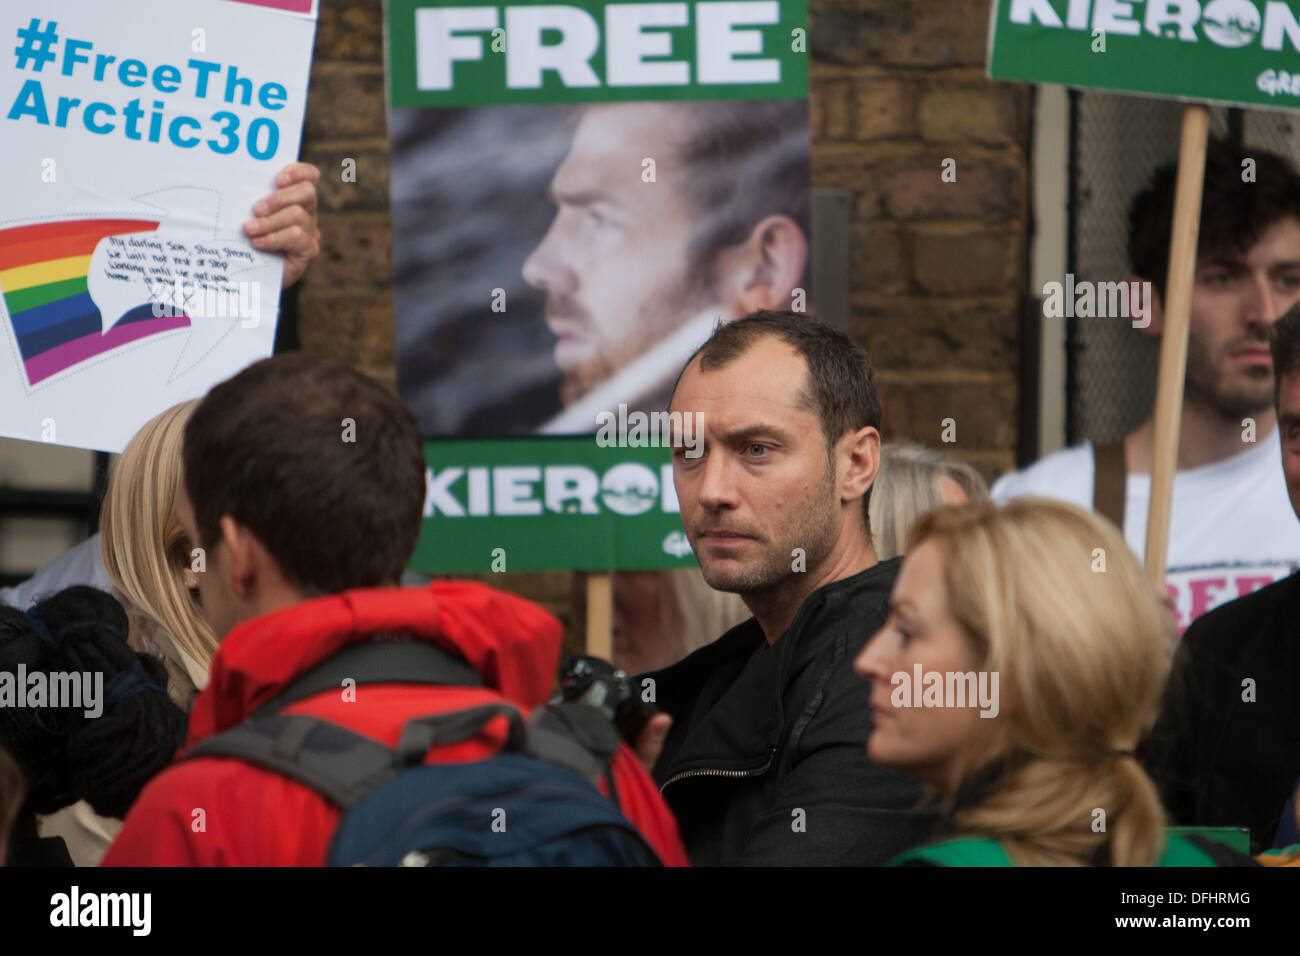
601, 570, 750, 673
911, 497, 1171, 866
869, 443, 988, 560
100, 400, 216, 706
665, 569, 751, 658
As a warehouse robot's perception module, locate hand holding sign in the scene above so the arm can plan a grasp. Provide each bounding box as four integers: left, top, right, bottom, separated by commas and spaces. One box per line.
243, 161, 321, 289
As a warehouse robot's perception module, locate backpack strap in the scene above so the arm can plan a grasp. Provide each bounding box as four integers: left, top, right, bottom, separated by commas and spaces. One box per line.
185, 637, 628, 814
252, 638, 483, 716
394, 704, 527, 763
185, 714, 401, 809
1092, 441, 1127, 531
185, 704, 526, 810
524, 702, 621, 791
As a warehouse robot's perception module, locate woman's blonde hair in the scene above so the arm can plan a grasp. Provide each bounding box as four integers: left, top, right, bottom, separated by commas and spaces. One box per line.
869, 442, 989, 560
665, 569, 750, 658
100, 400, 216, 706
910, 497, 1171, 866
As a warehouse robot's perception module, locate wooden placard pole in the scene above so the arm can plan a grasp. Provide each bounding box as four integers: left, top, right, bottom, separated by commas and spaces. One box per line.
1144, 103, 1210, 587
585, 572, 613, 661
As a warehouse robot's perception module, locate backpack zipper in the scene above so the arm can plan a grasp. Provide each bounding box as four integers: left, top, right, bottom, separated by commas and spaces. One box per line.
660, 746, 776, 792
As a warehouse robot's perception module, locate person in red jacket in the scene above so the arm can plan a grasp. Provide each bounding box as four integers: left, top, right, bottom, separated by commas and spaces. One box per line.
102, 353, 686, 866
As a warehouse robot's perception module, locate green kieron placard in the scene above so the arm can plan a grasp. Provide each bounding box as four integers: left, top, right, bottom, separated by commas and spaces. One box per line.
987, 0, 1300, 110
410, 437, 697, 573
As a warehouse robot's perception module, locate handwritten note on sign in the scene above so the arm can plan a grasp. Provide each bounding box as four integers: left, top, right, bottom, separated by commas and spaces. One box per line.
93, 235, 263, 331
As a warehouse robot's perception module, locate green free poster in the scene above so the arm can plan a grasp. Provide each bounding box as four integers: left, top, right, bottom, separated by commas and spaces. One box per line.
387, 0, 808, 106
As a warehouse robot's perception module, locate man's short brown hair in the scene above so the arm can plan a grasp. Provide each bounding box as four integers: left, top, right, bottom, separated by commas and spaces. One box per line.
672, 101, 811, 294
680, 309, 882, 533
183, 354, 427, 596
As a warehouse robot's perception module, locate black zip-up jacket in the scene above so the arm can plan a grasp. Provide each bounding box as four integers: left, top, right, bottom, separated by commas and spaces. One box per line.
643, 559, 940, 865
1145, 570, 1300, 853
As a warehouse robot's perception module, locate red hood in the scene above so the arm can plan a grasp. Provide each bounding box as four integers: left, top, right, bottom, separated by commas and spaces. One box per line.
185, 580, 562, 746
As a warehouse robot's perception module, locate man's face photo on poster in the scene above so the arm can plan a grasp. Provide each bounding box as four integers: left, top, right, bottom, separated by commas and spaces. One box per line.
392, 98, 810, 437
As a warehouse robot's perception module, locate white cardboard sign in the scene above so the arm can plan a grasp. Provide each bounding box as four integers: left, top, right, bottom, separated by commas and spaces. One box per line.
0, 0, 317, 452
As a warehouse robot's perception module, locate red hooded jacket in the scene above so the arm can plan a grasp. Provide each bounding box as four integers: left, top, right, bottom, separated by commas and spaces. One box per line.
101, 580, 688, 866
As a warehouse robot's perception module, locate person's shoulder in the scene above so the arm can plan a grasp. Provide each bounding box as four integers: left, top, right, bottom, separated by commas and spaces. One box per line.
815, 557, 900, 607
0, 534, 111, 609
106, 744, 329, 865
888, 836, 1012, 867
649, 616, 761, 675
817, 558, 900, 643
102, 760, 210, 865
990, 442, 1095, 505
119, 749, 243, 816
1162, 834, 1261, 867
1182, 569, 1300, 648
639, 617, 763, 707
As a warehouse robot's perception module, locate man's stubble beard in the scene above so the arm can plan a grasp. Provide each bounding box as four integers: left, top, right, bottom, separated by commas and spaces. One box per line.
1185, 332, 1274, 421
698, 456, 841, 597
557, 256, 722, 408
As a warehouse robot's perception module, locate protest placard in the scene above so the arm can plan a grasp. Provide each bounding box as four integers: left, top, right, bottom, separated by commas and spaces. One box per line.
0, 0, 317, 452
390, 0, 810, 572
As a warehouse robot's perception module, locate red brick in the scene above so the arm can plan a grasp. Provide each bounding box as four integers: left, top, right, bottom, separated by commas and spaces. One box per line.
851, 222, 908, 296
301, 146, 390, 212
811, 0, 990, 68
852, 296, 1019, 371
854, 76, 916, 141
314, 0, 383, 62
918, 82, 1027, 146
878, 377, 1018, 451
909, 224, 1022, 296
303, 64, 387, 142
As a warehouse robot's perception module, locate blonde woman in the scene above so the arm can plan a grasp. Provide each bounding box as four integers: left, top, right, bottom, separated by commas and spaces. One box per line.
868, 442, 988, 561
30, 402, 215, 867
855, 497, 1252, 866
100, 399, 216, 708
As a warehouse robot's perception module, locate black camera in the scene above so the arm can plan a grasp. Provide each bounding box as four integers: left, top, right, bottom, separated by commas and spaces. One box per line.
557, 655, 659, 742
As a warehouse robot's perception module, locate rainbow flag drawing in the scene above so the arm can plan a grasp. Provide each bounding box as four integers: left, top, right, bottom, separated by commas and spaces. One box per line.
0, 219, 191, 387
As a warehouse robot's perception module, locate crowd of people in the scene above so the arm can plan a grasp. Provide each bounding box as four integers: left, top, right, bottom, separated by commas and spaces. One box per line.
2, 140, 1300, 867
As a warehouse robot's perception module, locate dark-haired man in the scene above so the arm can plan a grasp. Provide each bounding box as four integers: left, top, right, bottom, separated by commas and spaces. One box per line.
1146, 301, 1300, 854
524, 101, 809, 432
993, 141, 1300, 631
637, 310, 938, 865
102, 354, 687, 866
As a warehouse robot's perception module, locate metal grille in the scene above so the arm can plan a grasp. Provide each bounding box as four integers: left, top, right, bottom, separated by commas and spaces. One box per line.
1068, 93, 1228, 445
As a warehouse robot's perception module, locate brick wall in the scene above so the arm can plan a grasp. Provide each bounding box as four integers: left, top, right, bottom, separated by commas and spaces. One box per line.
297, 1, 393, 387
296, 0, 1033, 624
810, 0, 1030, 483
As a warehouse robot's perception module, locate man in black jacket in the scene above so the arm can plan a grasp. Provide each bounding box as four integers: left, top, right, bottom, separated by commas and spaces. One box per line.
637, 310, 939, 865
1146, 303, 1300, 853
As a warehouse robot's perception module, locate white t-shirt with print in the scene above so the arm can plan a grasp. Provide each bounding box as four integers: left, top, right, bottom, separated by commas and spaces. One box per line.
990, 428, 1300, 632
